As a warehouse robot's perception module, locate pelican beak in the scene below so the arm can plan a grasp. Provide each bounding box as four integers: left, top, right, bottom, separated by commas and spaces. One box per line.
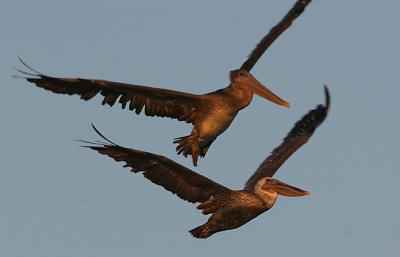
247, 76, 290, 108
269, 180, 309, 197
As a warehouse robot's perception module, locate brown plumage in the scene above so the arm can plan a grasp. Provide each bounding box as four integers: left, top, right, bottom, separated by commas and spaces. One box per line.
15, 0, 312, 166
82, 86, 329, 238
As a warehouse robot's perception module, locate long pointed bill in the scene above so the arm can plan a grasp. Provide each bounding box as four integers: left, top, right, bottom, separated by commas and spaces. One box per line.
248, 77, 290, 108
269, 180, 309, 197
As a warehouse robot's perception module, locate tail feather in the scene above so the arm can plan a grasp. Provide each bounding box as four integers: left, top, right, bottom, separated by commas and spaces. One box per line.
189, 224, 212, 239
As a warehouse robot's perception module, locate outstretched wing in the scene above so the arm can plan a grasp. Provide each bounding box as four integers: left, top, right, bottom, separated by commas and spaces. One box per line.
240, 0, 312, 71
15, 58, 203, 125
82, 126, 232, 204
244, 86, 329, 191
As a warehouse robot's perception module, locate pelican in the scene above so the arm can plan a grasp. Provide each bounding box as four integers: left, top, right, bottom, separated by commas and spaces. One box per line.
16, 0, 312, 165
82, 86, 329, 238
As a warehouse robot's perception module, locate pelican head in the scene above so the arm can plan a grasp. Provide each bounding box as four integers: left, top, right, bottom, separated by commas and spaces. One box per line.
229, 69, 290, 108
254, 177, 309, 207
262, 177, 309, 197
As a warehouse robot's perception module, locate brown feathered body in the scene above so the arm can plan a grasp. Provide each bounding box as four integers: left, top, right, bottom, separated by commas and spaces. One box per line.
174, 86, 253, 164
190, 191, 269, 238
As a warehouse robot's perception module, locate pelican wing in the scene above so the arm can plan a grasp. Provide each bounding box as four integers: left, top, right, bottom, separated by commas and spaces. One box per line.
83, 128, 232, 204
244, 86, 329, 191
16, 60, 203, 125
240, 0, 312, 71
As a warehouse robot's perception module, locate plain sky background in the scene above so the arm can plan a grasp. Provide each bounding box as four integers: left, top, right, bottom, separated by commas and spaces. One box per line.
1, 0, 399, 256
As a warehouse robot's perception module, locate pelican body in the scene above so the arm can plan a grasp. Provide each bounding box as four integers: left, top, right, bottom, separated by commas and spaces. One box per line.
83, 86, 329, 238
174, 69, 290, 163
16, 0, 312, 166
189, 177, 309, 237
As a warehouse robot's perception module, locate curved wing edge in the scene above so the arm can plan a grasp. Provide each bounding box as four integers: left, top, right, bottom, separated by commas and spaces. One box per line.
80, 126, 232, 205
240, 0, 312, 71
244, 85, 330, 191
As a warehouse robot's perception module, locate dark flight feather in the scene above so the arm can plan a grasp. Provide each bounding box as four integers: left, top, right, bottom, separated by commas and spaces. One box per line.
16, 59, 203, 125
240, 0, 312, 71
83, 126, 232, 204
244, 86, 329, 191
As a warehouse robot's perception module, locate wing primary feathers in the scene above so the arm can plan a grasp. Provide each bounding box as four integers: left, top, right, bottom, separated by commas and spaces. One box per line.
90, 123, 117, 146
16, 56, 45, 76
76, 139, 103, 146
80, 127, 232, 206
284, 86, 330, 139
240, 0, 312, 71
76, 125, 118, 147
244, 86, 329, 191
12, 67, 39, 77
324, 85, 330, 112
14, 58, 202, 125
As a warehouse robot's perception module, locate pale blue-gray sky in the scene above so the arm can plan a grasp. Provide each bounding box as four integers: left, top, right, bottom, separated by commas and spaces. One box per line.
1, 0, 399, 256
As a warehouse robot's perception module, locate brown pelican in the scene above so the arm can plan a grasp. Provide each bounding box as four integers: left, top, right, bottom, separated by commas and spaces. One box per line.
82, 86, 329, 238
15, 0, 312, 166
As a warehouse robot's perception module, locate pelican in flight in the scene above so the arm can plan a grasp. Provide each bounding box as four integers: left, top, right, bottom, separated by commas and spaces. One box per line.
16, 0, 312, 165
82, 86, 329, 238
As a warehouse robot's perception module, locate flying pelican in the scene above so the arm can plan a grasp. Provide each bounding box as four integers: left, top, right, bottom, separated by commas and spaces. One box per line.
82, 86, 329, 238
16, 0, 312, 166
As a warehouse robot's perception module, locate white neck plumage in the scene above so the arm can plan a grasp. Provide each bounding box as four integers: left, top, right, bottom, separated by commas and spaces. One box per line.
252, 177, 310, 208
253, 179, 278, 208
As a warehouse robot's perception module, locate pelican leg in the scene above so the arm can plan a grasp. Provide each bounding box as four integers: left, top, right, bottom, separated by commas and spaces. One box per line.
174, 129, 201, 166
199, 139, 214, 157
191, 140, 199, 166
174, 130, 215, 166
